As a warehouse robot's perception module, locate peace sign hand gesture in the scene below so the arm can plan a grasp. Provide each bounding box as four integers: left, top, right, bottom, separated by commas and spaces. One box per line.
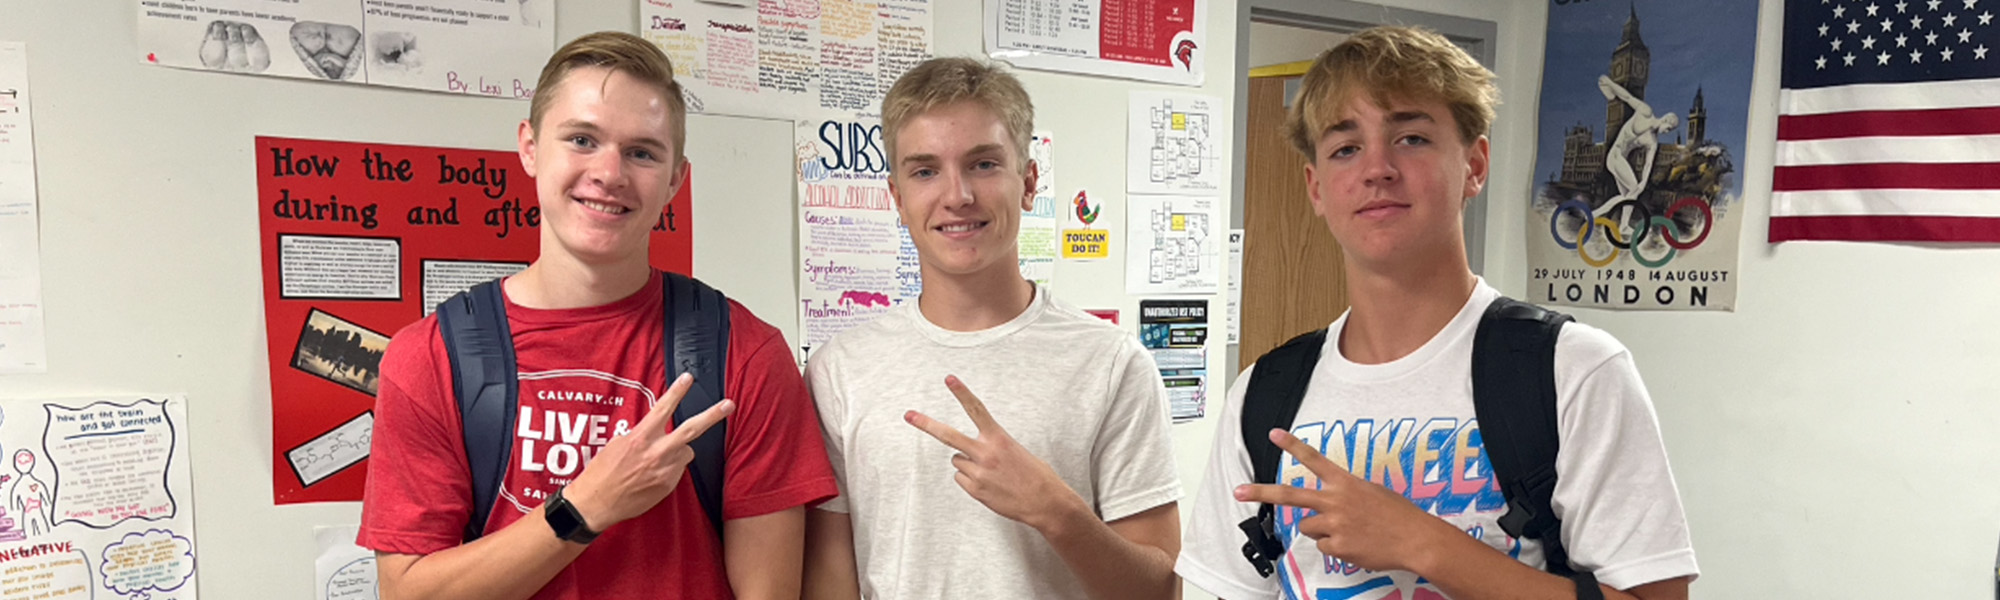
904, 376, 1086, 532
563, 373, 734, 531
1233, 428, 1463, 574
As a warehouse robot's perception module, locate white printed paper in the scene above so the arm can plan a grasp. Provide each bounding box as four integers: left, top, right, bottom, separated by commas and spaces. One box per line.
795, 116, 916, 361
1139, 300, 1207, 422
1127, 91, 1222, 195
1126, 195, 1220, 295
1225, 229, 1242, 345
279, 235, 402, 300
0, 396, 199, 600
1018, 132, 1058, 286
420, 259, 526, 316
0, 42, 44, 374
285, 412, 374, 488
137, 0, 554, 98
315, 525, 377, 600
985, 0, 1208, 86
641, 0, 933, 121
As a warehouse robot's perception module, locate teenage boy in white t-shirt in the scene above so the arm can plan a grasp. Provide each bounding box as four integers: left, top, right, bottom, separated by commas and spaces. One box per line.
1175, 26, 1698, 600
801, 57, 1183, 600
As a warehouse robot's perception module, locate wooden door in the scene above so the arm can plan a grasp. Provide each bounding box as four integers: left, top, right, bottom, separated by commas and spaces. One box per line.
1240, 75, 1348, 371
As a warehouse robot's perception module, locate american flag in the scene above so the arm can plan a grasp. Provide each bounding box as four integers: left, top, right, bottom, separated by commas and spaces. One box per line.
1774, 0, 2000, 242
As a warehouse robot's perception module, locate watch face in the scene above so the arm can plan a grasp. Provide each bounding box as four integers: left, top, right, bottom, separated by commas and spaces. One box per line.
546, 493, 589, 540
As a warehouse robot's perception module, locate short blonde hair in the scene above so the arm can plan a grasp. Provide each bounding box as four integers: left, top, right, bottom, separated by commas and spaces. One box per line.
529, 31, 688, 160
881, 57, 1035, 168
1286, 26, 1497, 158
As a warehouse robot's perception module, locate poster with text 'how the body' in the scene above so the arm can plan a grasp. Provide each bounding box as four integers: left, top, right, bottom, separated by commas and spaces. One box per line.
257, 136, 694, 503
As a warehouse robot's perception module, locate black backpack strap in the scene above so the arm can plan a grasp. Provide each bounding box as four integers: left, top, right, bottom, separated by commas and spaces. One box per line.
662, 272, 731, 538
1473, 296, 1600, 597
1235, 328, 1328, 578
436, 279, 518, 544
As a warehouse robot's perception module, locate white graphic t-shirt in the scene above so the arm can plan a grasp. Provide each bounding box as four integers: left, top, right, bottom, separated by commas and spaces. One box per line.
1177, 281, 1698, 599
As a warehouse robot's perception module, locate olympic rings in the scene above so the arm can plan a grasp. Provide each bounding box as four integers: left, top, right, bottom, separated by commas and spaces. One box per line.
1632, 216, 1679, 268
1659, 197, 1714, 250
1551, 200, 1594, 250
1578, 218, 1621, 267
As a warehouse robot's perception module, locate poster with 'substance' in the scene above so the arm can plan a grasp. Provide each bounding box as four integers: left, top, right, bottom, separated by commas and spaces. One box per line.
258, 136, 694, 503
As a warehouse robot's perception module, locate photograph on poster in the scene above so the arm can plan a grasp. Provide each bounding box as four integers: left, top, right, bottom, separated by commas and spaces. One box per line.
290, 309, 389, 397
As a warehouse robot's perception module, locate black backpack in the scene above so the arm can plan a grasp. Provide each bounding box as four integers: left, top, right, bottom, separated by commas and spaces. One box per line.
1235, 297, 1602, 598
434, 272, 731, 543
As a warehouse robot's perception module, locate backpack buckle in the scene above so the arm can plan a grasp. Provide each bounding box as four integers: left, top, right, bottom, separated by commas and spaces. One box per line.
1237, 509, 1284, 578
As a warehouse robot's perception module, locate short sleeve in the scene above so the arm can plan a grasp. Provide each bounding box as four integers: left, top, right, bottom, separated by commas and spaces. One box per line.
1550, 326, 1700, 590
802, 345, 851, 514
1174, 364, 1282, 600
358, 318, 476, 556
1089, 338, 1184, 522
718, 303, 840, 520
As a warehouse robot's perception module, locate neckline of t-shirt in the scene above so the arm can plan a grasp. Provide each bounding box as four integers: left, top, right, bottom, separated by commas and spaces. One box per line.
905, 283, 1048, 348
1320, 278, 1498, 382
500, 270, 663, 325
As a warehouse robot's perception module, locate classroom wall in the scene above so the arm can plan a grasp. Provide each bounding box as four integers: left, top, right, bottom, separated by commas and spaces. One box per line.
13, 0, 1981, 598
0, 0, 1244, 598
1482, 0, 2000, 596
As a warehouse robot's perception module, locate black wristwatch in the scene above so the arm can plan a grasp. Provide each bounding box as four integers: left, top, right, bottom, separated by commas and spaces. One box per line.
544, 486, 601, 545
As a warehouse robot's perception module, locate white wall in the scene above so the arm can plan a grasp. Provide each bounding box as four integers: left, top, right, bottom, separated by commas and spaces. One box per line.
1483, 0, 2000, 597
0, 0, 1243, 598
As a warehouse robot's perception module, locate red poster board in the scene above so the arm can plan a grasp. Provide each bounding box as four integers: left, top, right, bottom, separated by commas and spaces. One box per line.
257, 136, 692, 504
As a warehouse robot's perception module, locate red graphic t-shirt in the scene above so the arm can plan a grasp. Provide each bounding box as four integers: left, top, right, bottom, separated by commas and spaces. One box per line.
359, 271, 837, 599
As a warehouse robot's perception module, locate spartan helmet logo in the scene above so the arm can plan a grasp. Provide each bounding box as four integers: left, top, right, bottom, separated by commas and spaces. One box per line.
1174, 40, 1198, 71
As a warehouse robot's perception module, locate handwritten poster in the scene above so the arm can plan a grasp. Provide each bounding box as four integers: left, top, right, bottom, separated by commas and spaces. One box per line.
314, 526, 375, 600
0, 42, 44, 374
136, 0, 553, 99
257, 136, 695, 503
985, 0, 1207, 86
641, 0, 933, 120
1018, 131, 1058, 286
0, 395, 199, 600
794, 116, 918, 360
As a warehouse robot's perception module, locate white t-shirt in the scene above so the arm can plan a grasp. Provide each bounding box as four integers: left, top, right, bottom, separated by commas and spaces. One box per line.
1177, 280, 1698, 599
807, 285, 1182, 600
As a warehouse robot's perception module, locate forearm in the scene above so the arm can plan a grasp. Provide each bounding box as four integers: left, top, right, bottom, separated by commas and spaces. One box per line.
802, 509, 862, 600
1037, 501, 1180, 600
1415, 533, 1657, 600
377, 505, 584, 600
726, 506, 808, 600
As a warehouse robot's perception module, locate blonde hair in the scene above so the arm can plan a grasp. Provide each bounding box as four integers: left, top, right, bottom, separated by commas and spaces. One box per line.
1286, 26, 1498, 158
529, 31, 688, 160
881, 57, 1035, 168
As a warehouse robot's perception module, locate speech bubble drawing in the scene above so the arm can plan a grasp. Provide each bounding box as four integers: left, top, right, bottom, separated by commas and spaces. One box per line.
0, 547, 91, 599
43, 399, 178, 528
99, 529, 194, 596
324, 556, 377, 600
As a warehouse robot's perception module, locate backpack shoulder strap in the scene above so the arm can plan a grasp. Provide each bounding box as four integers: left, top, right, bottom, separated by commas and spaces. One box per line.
1234, 327, 1328, 578
1472, 295, 1596, 591
435, 279, 518, 544
661, 272, 731, 538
